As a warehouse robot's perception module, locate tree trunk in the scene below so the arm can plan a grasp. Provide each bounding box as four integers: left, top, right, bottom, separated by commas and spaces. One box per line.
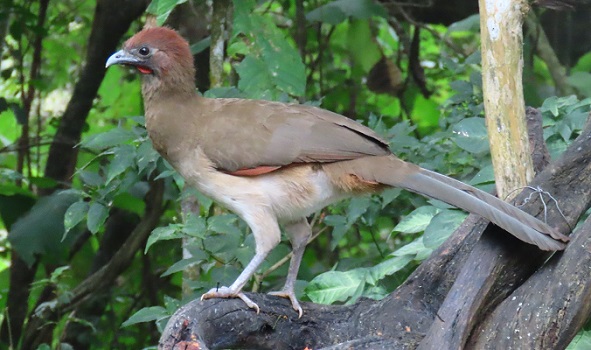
479, 0, 534, 200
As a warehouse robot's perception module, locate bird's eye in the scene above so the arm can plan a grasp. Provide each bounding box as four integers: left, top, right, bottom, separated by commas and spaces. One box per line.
138, 46, 150, 56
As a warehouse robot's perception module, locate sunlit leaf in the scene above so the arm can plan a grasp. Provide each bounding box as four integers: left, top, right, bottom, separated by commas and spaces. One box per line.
452, 117, 489, 154
306, 268, 367, 305
393, 206, 440, 234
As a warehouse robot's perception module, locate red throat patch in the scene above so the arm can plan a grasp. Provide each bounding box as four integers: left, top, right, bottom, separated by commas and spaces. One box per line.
137, 66, 153, 74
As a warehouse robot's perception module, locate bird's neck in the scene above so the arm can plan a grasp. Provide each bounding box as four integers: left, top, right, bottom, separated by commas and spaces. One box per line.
141, 76, 205, 167
141, 70, 197, 103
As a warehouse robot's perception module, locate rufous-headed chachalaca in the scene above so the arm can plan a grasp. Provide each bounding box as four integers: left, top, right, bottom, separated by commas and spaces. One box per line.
106, 27, 569, 317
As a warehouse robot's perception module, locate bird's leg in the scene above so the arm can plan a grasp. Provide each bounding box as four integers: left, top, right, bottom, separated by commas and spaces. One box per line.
201, 214, 281, 314
268, 218, 311, 318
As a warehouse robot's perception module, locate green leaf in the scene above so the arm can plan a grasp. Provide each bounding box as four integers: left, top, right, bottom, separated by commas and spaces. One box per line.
63, 201, 89, 236
80, 128, 135, 151
232, 0, 306, 97
9, 191, 81, 267
190, 36, 211, 54
468, 165, 494, 186
324, 214, 349, 250
161, 257, 199, 277
393, 206, 440, 234
306, 0, 387, 25
567, 72, 591, 97
423, 210, 467, 249
381, 188, 401, 208
146, 0, 188, 26
452, 117, 489, 154
306, 268, 367, 305
204, 230, 242, 259
367, 255, 413, 284
346, 20, 381, 72
323, 215, 347, 227
0, 193, 36, 231
567, 330, 591, 350
207, 214, 242, 236
182, 214, 206, 238
447, 14, 480, 34
450, 80, 473, 95
87, 202, 108, 234
236, 56, 273, 94
136, 141, 160, 175
78, 170, 104, 187
347, 196, 371, 224
107, 145, 136, 183
145, 225, 183, 253
122, 306, 168, 327
391, 238, 433, 260
541, 95, 578, 117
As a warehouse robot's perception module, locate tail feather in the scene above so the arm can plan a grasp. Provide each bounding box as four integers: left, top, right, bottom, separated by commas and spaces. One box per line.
403, 168, 568, 250
343, 155, 569, 251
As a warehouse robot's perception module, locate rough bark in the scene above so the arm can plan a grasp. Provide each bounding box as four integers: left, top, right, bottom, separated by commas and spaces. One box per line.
479, 0, 534, 199
158, 112, 591, 349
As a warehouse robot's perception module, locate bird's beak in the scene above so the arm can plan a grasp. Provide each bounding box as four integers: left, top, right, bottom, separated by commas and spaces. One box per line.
105, 50, 141, 68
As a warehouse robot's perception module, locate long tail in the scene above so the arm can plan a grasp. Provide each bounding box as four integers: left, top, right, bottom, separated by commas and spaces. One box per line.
335, 155, 569, 251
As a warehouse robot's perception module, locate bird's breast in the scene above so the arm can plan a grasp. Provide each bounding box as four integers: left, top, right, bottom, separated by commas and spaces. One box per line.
172, 149, 346, 223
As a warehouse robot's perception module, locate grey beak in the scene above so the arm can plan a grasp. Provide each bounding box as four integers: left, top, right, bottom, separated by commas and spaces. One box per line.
105, 50, 140, 68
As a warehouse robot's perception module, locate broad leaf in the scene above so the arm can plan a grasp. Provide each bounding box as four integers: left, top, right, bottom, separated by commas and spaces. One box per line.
393, 206, 440, 234
145, 225, 183, 253
87, 202, 108, 234
63, 201, 89, 236
80, 128, 135, 151
9, 191, 81, 267
122, 306, 168, 327
452, 117, 489, 154
306, 268, 367, 304
423, 210, 467, 249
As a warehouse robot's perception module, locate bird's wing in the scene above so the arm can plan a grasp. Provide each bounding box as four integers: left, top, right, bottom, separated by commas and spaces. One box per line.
196, 98, 391, 173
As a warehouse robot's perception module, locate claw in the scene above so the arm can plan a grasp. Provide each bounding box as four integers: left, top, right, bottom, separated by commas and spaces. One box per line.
268, 290, 303, 318
201, 286, 260, 314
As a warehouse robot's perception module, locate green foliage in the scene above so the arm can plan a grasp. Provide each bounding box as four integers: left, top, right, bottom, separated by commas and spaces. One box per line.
568, 330, 591, 350
9, 191, 82, 267
541, 95, 591, 158
147, 0, 187, 25
230, 0, 306, 98
306, 0, 387, 25
2, 0, 591, 348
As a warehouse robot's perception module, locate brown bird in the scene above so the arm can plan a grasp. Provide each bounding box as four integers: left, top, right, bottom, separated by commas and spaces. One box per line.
106, 27, 569, 317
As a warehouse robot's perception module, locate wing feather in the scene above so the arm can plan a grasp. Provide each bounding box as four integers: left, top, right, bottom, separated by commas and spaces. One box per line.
196, 98, 391, 172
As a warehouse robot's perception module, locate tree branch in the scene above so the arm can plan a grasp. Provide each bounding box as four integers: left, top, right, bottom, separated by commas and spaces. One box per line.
525, 11, 577, 97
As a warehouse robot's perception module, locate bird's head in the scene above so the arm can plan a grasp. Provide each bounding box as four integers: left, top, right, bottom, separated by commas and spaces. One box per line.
106, 27, 196, 97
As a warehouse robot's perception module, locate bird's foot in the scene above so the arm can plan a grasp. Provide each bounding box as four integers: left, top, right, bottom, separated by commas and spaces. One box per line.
201, 286, 260, 314
268, 290, 303, 318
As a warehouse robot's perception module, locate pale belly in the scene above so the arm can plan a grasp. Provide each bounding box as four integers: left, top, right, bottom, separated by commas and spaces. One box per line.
180, 161, 345, 223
